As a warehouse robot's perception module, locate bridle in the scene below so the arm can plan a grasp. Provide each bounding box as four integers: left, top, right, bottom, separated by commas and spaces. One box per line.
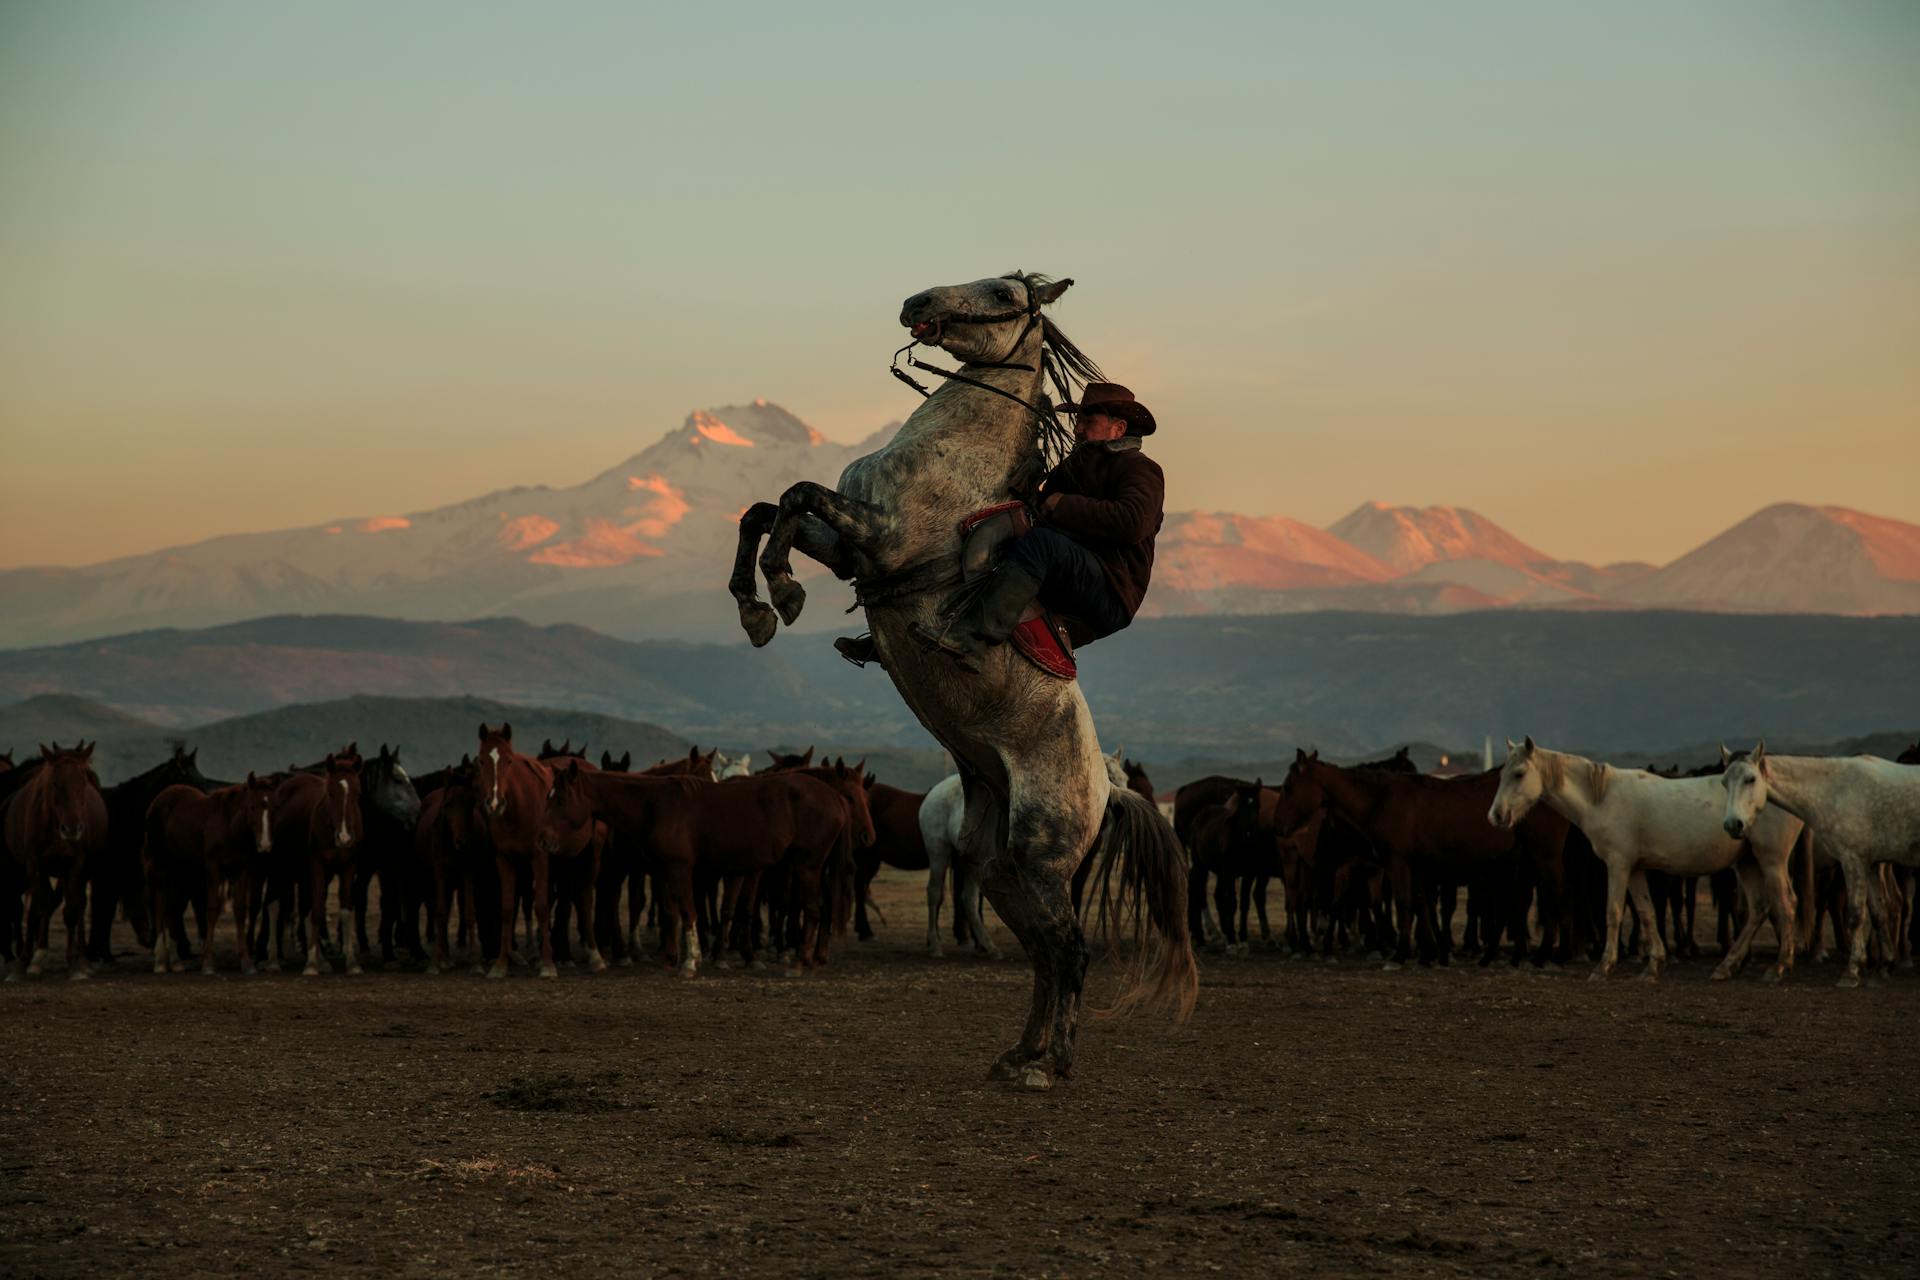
888, 276, 1081, 468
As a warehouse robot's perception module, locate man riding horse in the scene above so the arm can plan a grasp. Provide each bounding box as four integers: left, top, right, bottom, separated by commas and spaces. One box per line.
837, 382, 1164, 674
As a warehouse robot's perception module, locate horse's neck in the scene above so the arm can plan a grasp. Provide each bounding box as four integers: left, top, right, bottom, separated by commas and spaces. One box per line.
1540, 751, 1600, 826
1317, 768, 1377, 823
883, 341, 1046, 487
1761, 756, 1843, 824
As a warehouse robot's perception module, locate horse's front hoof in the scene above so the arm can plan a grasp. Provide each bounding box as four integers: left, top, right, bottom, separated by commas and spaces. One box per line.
588, 952, 609, 974
242, 962, 258, 977
346, 964, 364, 977
537, 963, 558, 980
1019, 1066, 1053, 1092
987, 1049, 1026, 1082
1709, 965, 1732, 981
740, 601, 779, 647
485, 963, 508, 981
1640, 969, 1660, 984
1763, 968, 1785, 984
769, 577, 807, 625
748, 959, 768, 972
303, 964, 322, 977
70, 966, 92, 982
975, 945, 1002, 961
1588, 967, 1610, 982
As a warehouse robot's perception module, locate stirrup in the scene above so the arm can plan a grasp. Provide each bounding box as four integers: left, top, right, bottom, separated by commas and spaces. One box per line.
834, 633, 882, 669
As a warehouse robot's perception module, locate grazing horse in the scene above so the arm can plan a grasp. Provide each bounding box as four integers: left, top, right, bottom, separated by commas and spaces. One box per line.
475, 723, 594, 979
1283, 750, 1573, 968
4, 743, 107, 978
728, 271, 1194, 1087
271, 751, 365, 975
1488, 738, 1803, 982
143, 775, 275, 975
1721, 743, 1920, 988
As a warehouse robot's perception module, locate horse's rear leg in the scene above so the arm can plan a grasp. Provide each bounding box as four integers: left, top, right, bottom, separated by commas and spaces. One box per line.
925, 848, 949, 957
199, 867, 222, 976
1627, 869, 1665, 981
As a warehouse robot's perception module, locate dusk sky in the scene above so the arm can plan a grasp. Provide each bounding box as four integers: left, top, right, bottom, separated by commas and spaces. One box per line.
2, 1, 1915, 568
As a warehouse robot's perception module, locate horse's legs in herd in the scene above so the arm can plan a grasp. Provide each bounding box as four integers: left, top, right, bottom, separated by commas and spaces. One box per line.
529, 852, 556, 980
1386, 858, 1416, 968
574, 858, 605, 973
1595, 858, 1631, 980
1715, 861, 1769, 980
488, 857, 517, 979
199, 864, 223, 976
233, 869, 256, 976
1211, 872, 1237, 952
150, 876, 173, 974
303, 863, 329, 976
1626, 869, 1665, 981
925, 842, 949, 957
1252, 874, 1273, 949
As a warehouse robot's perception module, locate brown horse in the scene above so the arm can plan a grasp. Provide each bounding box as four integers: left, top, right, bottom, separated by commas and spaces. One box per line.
415, 757, 488, 974
1282, 751, 1573, 967
477, 723, 604, 978
852, 778, 930, 943
4, 743, 108, 978
271, 751, 365, 975
598, 746, 720, 964
539, 767, 853, 976
143, 775, 275, 975
750, 758, 874, 967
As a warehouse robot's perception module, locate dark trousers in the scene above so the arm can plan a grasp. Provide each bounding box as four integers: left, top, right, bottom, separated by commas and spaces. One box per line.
1002, 527, 1133, 643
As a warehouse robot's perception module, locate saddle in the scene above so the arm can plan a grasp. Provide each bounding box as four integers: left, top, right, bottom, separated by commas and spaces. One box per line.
958, 502, 1079, 680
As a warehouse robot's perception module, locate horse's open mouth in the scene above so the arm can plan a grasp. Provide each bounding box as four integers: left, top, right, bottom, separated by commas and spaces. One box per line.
908, 319, 942, 343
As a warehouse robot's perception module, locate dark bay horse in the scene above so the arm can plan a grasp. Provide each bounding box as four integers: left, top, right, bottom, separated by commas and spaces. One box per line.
143, 774, 275, 975
852, 777, 931, 943
750, 758, 875, 968
4, 743, 107, 978
94, 745, 216, 967
414, 757, 489, 974
270, 751, 365, 975
1283, 751, 1573, 967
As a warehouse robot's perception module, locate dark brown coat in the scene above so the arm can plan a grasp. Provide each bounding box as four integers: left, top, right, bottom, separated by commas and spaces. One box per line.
1039, 441, 1164, 616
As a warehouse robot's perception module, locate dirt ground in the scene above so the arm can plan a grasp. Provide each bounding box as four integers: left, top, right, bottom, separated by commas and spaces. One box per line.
3, 872, 1917, 1279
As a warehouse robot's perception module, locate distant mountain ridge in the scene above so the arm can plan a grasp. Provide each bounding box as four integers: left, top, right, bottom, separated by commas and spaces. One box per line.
1, 400, 1915, 647
4, 610, 1917, 764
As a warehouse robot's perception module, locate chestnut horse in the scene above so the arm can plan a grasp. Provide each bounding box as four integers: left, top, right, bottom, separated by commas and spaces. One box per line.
539, 767, 854, 976
271, 751, 364, 975
4, 743, 107, 978
477, 723, 605, 978
1283, 751, 1573, 968
143, 774, 275, 975
750, 758, 874, 967
95, 745, 216, 967
415, 757, 489, 975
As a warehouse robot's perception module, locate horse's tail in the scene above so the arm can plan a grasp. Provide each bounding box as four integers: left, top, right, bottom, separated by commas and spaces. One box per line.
1085, 787, 1199, 1022
827, 822, 856, 938
1791, 823, 1817, 951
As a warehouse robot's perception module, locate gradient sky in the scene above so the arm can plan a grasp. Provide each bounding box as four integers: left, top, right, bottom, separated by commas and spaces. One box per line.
2, 0, 1916, 569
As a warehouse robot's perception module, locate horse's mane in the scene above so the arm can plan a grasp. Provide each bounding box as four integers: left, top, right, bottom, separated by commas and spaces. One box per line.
1003, 271, 1106, 388
1003, 270, 1106, 473
1541, 749, 1611, 805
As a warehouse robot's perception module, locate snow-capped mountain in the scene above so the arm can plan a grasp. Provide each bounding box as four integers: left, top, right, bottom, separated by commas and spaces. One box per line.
1, 405, 1915, 649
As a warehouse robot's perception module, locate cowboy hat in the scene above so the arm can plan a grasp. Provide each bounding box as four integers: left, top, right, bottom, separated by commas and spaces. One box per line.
1057, 382, 1156, 436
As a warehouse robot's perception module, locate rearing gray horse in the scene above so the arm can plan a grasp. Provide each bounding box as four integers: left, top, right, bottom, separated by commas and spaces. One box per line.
729, 271, 1196, 1089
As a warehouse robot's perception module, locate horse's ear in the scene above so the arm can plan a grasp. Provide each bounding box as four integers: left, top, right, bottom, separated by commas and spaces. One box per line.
1032, 276, 1074, 305
1308, 748, 1319, 761
1753, 739, 1767, 768
346, 741, 358, 757
1719, 743, 1732, 766
246, 771, 257, 786
1294, 748, 1306, 763
500, 723, 512, 742
80, 741, 95, 763
39, 743, 52, 760
1522, 735, 1536, 756
478, 723, 490, 740
801, 747, 814, 765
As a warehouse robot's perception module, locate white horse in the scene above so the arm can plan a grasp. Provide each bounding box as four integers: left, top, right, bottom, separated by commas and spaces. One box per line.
1721, 742, 1920, 987
714, 751, 752, 780
730, 271, 1196, 1088
1488, 737, 1805, 982
918, 775, 1000, 960
919, 747, 1131, 960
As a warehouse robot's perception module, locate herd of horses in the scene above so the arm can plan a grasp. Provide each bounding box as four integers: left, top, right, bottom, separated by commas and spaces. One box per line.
1181, 739, 1920, 988
3, 729, 1918, 989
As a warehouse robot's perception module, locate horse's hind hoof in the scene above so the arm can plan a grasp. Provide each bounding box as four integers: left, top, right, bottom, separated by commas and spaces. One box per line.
1762, 968, 1784, 984
1709, 966, 1732, 981
1019, 1066, 1052, 1092
537, 963, 558, 980
769, 577, 807, 625
485, 963, 508, 981
70, 967, 92, 982
987, 1050, 1026, 1082
740, 601, 779, 647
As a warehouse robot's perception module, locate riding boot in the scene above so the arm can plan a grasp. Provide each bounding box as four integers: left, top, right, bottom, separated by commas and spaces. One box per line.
910, 563, 1044, 674
834, 633, 883, 670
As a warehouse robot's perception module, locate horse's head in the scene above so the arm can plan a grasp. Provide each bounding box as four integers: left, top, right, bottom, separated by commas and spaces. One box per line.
692, 747, 719, 780
1488, 736, 1543, 831
600, 750, 632, 774
900, 271, 1075, 365
477, 722, 515, 815
242, 772, 274, 855
1279, 749, 1327, 833
1124, 759, 1154, 801
1719, 740, 1769, 839
765, 747, 813, 772
37, 741, 98, 843
0, 749, 13, 773
165, 743, 214, 792
321, 752, 363, 850
835, 758, 877, 849
368, 745, 422, 829
538, 760, 595, 857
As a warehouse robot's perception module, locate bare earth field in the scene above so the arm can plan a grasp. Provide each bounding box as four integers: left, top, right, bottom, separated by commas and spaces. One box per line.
3, 872, 1917, 1279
